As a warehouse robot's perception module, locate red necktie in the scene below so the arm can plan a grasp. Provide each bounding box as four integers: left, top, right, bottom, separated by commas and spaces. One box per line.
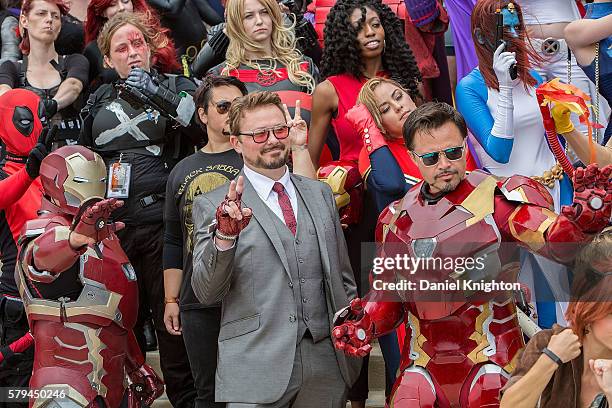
272, 182, 297, 235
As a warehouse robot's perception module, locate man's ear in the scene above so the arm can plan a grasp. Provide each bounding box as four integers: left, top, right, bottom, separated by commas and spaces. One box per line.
198, 107, 208, 126
230, 134, 242, 153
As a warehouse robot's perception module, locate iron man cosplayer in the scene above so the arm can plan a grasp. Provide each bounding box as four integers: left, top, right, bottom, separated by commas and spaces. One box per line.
332, 154, 612, 405
15, 145, 163, 408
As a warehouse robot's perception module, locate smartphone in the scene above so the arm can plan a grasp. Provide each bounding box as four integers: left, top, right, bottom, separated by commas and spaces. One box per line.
495, 9, 518, 80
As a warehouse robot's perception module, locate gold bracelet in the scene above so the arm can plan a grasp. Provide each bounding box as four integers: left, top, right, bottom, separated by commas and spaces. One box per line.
164, 297, 179, 305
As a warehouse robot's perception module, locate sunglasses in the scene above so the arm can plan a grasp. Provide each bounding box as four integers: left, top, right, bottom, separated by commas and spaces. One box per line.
413, 144, 465, 167
212, 100, 233, 114
238, 124, 290, 144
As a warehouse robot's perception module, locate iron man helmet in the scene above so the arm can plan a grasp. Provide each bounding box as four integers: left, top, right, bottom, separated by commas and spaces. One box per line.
39, 146, 107, 215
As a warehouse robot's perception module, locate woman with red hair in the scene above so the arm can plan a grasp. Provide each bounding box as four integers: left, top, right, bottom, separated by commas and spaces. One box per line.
455, 0, 573, 207
0, 0, 89, 147
500, 229, 612, 408
83, 0, 179, 90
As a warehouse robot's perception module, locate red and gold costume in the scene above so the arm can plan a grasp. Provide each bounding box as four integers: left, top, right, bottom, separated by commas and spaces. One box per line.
317, 160, 364, 226
333, 165, 612, 407
15, 146, 163, 408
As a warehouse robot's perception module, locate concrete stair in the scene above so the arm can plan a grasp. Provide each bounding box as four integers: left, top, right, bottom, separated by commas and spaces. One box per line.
147, 341, 387, 408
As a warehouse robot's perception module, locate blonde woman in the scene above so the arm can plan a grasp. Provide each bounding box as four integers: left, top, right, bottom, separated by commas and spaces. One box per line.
208, 0, 318, 123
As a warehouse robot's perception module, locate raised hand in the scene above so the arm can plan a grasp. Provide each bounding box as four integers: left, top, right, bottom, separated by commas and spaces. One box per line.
283, 101, 307, 148
125, 68, 159, 98
331, 298, 374, 357
493, 42, 517, 87
26, 125, 57, 179
589, 359, 612, 398
562, 164, 612, 233
547, 328, 581, 363
551, 103, 575, 135
70, 198, 125, 248
345, 103, 387, 153
215, 176, 252, 242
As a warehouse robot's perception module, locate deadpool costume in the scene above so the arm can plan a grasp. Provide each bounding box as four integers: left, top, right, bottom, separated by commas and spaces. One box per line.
15, 146, 163, 408
332, 164, 612, 407
0, 89, 51, 404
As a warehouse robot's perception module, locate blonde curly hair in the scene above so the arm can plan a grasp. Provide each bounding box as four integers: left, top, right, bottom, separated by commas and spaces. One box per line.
223, 0, 315, 94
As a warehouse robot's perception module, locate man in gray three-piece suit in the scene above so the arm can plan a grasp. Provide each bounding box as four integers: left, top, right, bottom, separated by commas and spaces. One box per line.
191, 91, 362, 408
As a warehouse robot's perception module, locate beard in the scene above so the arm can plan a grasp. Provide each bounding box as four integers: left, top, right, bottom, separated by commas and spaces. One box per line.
438, 180, 459, 194
432, 169, 463, 194
246, 144, 290, 170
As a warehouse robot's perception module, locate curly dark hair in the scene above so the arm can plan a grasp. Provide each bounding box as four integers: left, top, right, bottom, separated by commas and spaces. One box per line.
320, 0, 421, 99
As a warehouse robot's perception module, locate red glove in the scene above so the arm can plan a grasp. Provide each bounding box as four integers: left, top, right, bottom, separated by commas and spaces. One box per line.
129, 364, 164, 406
345, 104, 388, 154
71, 198, 125, 243
562, 164, 612, 234
215, 177, 252, 239
331, 298, 374, 357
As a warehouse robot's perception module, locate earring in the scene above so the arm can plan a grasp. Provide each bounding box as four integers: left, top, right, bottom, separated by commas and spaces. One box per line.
585, 326, 591, 334
383, 39, 386, 55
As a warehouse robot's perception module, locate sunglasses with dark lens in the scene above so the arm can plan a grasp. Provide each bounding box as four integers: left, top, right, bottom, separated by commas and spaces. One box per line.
414, 144, 465, 167
238, 124, 290, 143
213, 100, 233, 114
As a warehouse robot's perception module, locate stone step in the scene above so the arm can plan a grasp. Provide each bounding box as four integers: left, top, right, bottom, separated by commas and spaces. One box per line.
152, 393, 385, 408
367, 342, 386, 392
147, 341, 388, 408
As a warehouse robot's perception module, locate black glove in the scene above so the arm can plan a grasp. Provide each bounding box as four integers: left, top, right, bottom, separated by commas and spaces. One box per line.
191, 23, 229, 77
125, 68, 159, 99
42, 98, 58, 119
26, 125, 57, 179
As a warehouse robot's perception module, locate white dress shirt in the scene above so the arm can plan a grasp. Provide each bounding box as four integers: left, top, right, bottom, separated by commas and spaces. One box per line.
243, 164, 298, 225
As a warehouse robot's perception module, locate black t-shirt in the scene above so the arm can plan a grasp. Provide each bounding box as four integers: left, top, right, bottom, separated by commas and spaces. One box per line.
163, 149, 243, 309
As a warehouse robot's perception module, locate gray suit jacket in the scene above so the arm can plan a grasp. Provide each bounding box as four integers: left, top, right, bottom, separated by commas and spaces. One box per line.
191, 171, 361, 404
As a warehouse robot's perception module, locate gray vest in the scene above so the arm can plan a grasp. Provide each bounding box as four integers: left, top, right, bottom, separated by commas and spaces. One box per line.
266, 192, 330, 342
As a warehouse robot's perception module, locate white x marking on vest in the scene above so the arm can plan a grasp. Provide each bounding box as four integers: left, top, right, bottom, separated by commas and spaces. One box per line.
95, 101, 160, 146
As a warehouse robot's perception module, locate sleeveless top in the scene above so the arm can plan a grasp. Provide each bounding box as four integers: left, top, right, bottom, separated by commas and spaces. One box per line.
18, 55, 82, 145
518, 0, 580, 25
327, 73, 381, 162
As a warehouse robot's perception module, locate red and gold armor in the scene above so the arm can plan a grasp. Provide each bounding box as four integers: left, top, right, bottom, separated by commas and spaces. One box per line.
15, 146, 163, 408
333, 166, 612, 407
317, 160, 364, 225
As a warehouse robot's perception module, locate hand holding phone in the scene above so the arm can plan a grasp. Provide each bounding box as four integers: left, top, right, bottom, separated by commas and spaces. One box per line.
494, 10, 518, 81
493, 42, 518, 86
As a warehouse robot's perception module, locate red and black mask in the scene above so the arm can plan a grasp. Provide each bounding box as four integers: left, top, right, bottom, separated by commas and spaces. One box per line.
0, 89, 45, 160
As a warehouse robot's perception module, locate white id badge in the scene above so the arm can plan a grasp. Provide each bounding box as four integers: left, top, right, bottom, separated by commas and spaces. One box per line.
107, 161, 132, 198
